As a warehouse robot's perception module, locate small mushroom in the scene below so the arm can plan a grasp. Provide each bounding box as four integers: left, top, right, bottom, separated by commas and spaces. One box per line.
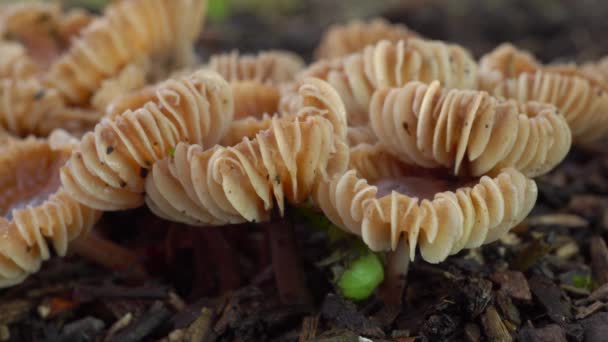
45, 0, 208, 105
312, 143, 537, 264
230, 81, 280, 120
145, 114, 349, 225
314, 17, 421, 60
0, 41, 38, 79
479, 44, 608, 142
60, 70, 234, 211
0, 133, 101, 287
492, 71, 608, 143
370, 81, 571, 177
298, 39, 478, 125
0, 77, 102, 137
206, 50, 305, 84
91, 56, 150, 112
145, 78, 349, 224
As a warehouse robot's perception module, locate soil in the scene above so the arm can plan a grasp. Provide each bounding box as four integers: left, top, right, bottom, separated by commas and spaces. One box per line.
3, 1, 608, 341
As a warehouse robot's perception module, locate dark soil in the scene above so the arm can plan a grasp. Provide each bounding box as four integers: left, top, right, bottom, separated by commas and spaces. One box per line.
3, 1, 608, 341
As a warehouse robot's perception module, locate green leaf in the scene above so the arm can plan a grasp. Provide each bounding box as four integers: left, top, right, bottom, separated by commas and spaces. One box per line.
338, 252, 384, 301
572, 274, 592, 289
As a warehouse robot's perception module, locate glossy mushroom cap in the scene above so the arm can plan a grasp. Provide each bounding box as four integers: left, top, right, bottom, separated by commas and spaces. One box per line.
60, 70, 234, 211
370, 81, 571, 177
314, 17, 420, 60
299, 39, 477, 125
312, 143, 537, 263
0, 133, 101, 287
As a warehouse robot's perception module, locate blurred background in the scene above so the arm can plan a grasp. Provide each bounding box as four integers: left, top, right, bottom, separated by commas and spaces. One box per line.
28, 0, 608, 63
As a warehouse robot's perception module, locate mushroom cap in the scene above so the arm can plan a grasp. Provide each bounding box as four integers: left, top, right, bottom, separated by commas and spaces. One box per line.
231, 81, 280, 120
0, 134, 101, 288
478, 43, 542, 91
60, 69, 234, 211
91, 56, 150, 112
0, 78, 100, 137
206, 50, 305, 84
314, 17, 420, 60
299, 38, 477, 126
0, 41, 38, 79
491, 71, 608, 142
145, 114, 349, 225
145, 78, 350, 224
45, 0, 207, 105
581, 56, 608, 84
370, 81, 571, 177
312, 143, 537, 264
347, 125, 377, 147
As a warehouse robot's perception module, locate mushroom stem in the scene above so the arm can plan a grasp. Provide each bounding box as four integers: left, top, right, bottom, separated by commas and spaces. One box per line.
376, 238, 410, 324
267, 217, 312, 305
200, 227, 241, 293
70, 230, 147, 279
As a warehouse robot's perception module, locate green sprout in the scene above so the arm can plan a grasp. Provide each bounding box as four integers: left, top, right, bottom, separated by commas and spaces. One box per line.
168, 147, 175, 157
572, 274, 592, 290
337, 252, 384, 301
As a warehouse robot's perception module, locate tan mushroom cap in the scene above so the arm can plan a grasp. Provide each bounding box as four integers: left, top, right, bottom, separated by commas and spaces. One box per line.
231, 81, 280, 119
312, 143, 537, 263
314, 17, 420, 60
45, 0, 207, 105
370, 81, 571, 177
478, 43, 542, 90
491, 71, 608, 142
0, 133, 101, 287
145, 78, 349, 225
347, 125, 377, 147
146, 114, 349, 226
581, 56, 608, 84
0, 78, 101, 137
91, 56, 150, 112
206, 50, 305, 84
60, 70, 234, 211
299, 39, 477, 125
0, 41, 38, 79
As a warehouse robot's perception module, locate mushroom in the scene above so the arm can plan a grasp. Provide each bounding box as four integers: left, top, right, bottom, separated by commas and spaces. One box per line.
581, 56, 608, 84
206, 50, 305, 84
91, 56, 150, 112
145, 78, 349, 225
0, 132, 101, 287
312, 142, 537, 264
296, 39, 478, 126
45, 0, 207, 105
60, 70, 234, 211
231, 81, 280, 120
491, 71, 608, 143
479, 44, 608, 142
0, 41, 38, 79
0, 77, 102, 137
370, 81, 571, 177
314, 17, 420, 60
0, 2, 94, 72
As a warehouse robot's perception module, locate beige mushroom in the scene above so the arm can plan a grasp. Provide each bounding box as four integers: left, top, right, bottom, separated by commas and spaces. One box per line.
314, 17, 420, 60
45, 0, 207, 105
0, 133, 101, 287
312, 143, 537, 264
206, 50, 305, 84
60, 70, 234, 211
297, 39, 477, 125
370, 81, 571, 177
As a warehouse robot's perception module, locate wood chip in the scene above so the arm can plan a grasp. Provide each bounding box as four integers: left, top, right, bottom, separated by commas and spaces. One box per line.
299, 315, 319, 342
529, 275, 572, 325
581, 312, 608, 342
480, 306, 512, 342
184, 307, 215, 342
527, 214, 589, 228
320, 294, 384, 338
464, 323, 481, 342
491, 271, 532, 301
576, 301, 607, 320
518, 324, 567, 342
0, 300, 33, 325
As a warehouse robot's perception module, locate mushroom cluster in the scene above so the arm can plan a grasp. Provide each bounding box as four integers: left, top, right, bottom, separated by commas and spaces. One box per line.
0, 2, 603, 293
